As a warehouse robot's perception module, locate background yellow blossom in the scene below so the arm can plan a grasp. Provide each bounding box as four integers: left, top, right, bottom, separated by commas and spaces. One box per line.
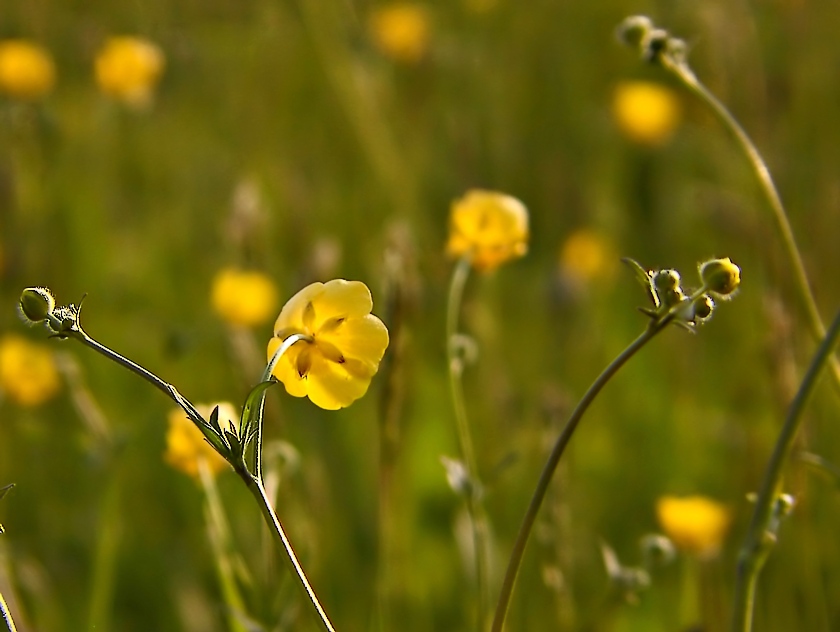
0, 335, 60, 406
656, 495, 731, 558
164, 403, 235, 479
612, 80, 682, 145
95, 36, 165, 107
368, 3, 431, 64
446, 189, 529, 272
0, 40, 55, 100
211, 268, 278, 327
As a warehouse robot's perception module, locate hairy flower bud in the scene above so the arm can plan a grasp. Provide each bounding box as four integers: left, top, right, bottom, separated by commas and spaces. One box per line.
699, 258, 740, 297
19, 287, 55, 324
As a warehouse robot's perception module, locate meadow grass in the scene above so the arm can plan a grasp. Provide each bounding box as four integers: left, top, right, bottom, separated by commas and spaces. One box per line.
2, 2, 840, 631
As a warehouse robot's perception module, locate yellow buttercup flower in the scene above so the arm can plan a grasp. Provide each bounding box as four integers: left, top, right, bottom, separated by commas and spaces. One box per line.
612, 80, 681, 146
446, 189, 529, 272
368, 3, 431, 64
656, 495, 731, 558
95, 36, 165, 108
267, 280, 389, 410
559, 229, 616, 283
0, 40, 56, 100
0, 335, 60, 406
211, 268, 279, 327
164, 402, 234, 479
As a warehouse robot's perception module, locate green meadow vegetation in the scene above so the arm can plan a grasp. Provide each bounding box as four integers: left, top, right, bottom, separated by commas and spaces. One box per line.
1, 2, 840, 631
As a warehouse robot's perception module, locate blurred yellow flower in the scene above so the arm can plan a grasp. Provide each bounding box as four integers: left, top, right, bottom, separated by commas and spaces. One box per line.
164, 402, 234, 479
0, 40, 56, 100
656, 495, 731, 558
446, 189, 529, 272
267, 280, 389, 410
612, 80, 681, 145
211, 268, 279, 327
95, 36, 165, 108
368, 3, 430, 64
0, 335, 60, 406
558, 229, 616, 283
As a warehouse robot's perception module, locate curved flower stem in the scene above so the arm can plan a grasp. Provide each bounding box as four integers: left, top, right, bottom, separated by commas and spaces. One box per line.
491, 317, 672, 632
254, 334, 309, 479
731, 308, 840, 632
48, 314, 336, 631
242, 473, 337, 632
657, 55, 840, 390
0, 591, 16, 632
446, 255, 490, 629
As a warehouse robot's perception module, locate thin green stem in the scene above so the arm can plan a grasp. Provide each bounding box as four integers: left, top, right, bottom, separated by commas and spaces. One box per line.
731, 308, 840, 632
50, 313, 335, 631
658, 56, 840, 390
86, 475, 121, 632
446, 255, 490, 629
0, 591, 16, 632
242, 473, 337, 632
199, 459, 250, 632
491, 318, 671, 632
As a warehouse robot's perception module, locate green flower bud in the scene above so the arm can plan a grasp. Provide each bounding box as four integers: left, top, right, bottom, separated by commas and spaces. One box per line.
652, 269, 681, 293
19, 287, 55, 324
616, 15, 653, 50
660, 286, 686, 309
699, 258, 741, 297
692, 294, 715, 323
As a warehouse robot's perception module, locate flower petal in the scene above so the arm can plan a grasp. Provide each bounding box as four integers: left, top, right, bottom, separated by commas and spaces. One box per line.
268, 337, 309, 398
273, 282, 325, 335
305, 351, 374, 410
317, 314, 389, 367
311, 280, 373, 327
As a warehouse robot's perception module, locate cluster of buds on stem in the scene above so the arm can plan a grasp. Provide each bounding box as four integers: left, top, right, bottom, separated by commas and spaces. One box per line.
624, 257, 741, 331
616, 15, 689, 68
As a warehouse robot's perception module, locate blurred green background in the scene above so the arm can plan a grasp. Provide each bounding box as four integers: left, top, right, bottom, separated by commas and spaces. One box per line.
2, 0, 840, 630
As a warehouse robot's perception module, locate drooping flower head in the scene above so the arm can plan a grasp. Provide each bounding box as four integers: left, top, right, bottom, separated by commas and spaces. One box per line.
656, 495, 731, 558
612, 80, 681, 146
446, 189, 529, 272
211, 268, 278, 327
0, 334, 60, 406
0, 40, 56, 101
164, 403, 234, 479
267, 280, 389, 410
95, 36, 165, 108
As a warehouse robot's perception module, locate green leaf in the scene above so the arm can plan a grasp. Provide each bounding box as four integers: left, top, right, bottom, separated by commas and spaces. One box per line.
239, 379, 277, 440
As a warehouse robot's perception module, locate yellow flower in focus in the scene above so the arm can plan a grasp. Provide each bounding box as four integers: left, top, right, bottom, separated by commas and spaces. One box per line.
164, 402, 234, 479
0, 335, 60, 406
95, 36, 165, 108
446, 189, 529, 272
211, 268, 279, 327
0, 40, 56, 100
267, 280, 389, 410
368, 3, 431, 64
559, 229, 615, 283
613, 80, 681, 146
656, 495, 731, 558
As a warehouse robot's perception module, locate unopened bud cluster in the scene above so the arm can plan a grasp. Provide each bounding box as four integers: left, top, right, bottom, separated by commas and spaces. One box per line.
18, 287, 81, 338
629, 257, 741, 330
616, 15, 687, 66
